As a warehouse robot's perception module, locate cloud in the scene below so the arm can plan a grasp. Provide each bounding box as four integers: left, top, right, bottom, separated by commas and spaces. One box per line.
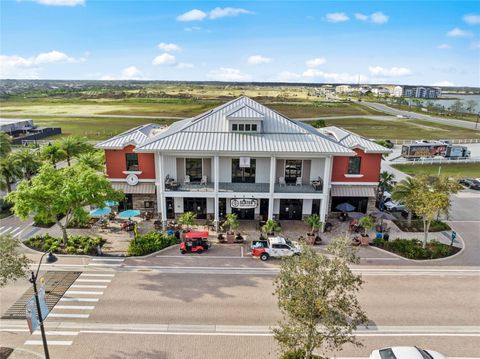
184, 26, 203, 32
207, 67, 251, 81
176, 62, 194, 69
32, 0, 84, 6
177, 9, 207, 22
471, 41, 480, 49
209, 7, 253, 19
247, 55, 271, 65
437, 44, 451, 49
463, 14, 480, 25
35, 50, 76, 64
177, 7, 253, 22
301, 69, 368, 83
276, 71, 302, 81
152, 53, 176, 66
433, 81, 455, 86
121, 66, 142, 80
306, 57, 326, 67
158, 42, 181, 52
325, 12, 349, 23
354, 13, 369, 21
447, 27, 473, 37
368, 66, 412, 77
355, 12, 389, 24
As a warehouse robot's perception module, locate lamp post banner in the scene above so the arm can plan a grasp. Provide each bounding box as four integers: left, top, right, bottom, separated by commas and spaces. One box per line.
38, 286, 49, 320
231, 198, 258, 209
26, 297, 38, 334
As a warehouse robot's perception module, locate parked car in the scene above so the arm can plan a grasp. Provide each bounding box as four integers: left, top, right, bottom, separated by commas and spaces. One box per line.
370, 346, 447, 359
459, 178, 480, 190
384, 200, 406, 212
251, 236, 301, 261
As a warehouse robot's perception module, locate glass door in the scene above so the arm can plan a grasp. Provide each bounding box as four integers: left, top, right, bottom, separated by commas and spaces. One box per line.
232, 159, 256, 183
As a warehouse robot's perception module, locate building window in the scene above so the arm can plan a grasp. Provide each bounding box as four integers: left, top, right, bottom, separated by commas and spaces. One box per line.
238, 124, 245, 131
251, 124, 257, 131
232, 124, 238, 131
185, 158, 202, 182
231, 123, 259, 132
232, 158, 256, 183
285, 160, 302, 184
245, 124, 251, 131
144, 201, 154, 209
347, 157, 361, 174
125, 153, 139, 171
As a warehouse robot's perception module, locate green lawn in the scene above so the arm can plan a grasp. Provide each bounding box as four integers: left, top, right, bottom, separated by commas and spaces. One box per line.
392, 163, 480, 177
322, 118, 480, 140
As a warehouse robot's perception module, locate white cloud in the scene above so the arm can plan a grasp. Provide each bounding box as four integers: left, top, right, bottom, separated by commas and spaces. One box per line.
325, 12, 350, 23
276, 71, 302, 81
34, 50, 76, 64
121, 66, 142, 80
368, 66, 412, 77
247, 55, 271, 65
32, 0, 84, 6
306, 57, 326, 67
184, 26, 203, 32
301, 69, 368, 83
354, 13, 368, 21
447, 27, 473, 37
177, 7, 253, 22
370, 12, 389, 24
152, 53, 176, 66
433, 81, 455, 86
471, 41, 480, 49
437, 44, 451, 49
177, 9, 207, 22
158, 42, 181, 52
209, 7, 253, 19
463, 14, 480, 25
176, 62, 194, 69
207, 67, 251, 81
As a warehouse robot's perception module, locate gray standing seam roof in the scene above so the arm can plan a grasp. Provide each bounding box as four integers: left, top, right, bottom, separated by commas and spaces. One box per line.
319, 126, 391, 154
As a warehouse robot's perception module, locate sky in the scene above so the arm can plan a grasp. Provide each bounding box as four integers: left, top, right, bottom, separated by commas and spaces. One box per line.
0, 0, 479, 86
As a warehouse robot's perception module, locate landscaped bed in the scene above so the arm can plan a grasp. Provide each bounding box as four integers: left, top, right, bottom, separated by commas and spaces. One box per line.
26, 234, 105, 255
393, 219, 450, 232
127, 231, 180, 256
371, 238, 460, 260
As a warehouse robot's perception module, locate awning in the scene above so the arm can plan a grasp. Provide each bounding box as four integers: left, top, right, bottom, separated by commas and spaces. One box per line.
111, 182, 156, 194
331, 185, 376, 198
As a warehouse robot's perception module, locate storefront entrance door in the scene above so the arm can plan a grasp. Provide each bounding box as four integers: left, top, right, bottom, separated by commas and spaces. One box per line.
231, 208, 255, 220
279, 199, 303, 220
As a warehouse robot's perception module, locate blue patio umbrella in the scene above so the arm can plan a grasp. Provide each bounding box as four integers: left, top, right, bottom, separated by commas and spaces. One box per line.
89, 207, 112, 217
118, 209, 141, 219
335, 203, 356, 212
104, 200, 119, 207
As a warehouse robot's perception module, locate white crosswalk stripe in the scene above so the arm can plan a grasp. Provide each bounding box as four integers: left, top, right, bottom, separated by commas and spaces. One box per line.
60, 298, 99, 302
25, 340, 73, 346
70, 284, 107, 289
79, 273, 115, 277
65, 290, 104, 295
54, 305, 95, 310
0, 226, 12, 235
75, 279, 111, 283
49, 313, 90, 319
10, 227, 21, 234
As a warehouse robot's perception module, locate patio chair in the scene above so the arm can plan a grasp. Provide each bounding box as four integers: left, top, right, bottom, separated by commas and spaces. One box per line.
200, 175, 208, 186
279, 177, 286, 187
296, 177, 302, 186
184, 175, 190, 184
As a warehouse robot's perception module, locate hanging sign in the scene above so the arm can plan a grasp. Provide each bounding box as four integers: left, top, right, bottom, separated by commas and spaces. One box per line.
239, 157, 250, 168
231, 198, 258, 209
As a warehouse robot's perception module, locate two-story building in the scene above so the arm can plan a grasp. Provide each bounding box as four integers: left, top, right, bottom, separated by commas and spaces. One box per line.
96, 96, 390, 227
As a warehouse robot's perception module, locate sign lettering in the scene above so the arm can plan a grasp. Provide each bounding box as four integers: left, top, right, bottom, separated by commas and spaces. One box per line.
230, 198, 258, 209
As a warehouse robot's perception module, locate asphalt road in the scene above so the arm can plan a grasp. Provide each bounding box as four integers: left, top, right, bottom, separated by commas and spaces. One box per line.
1, 267, 479, 358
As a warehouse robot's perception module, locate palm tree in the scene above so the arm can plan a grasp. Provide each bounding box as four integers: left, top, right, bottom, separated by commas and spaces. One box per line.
0, 133, 12, 157
13, 148, 42, 180
178, 211, 197, 231
262, 219, 281, 235
59, 136, 92, 166
77, 151, 104, 172
0, 155, 22, 193
41, 142, 67, 168
379, 171, 395, 193
392, 177, 416, 224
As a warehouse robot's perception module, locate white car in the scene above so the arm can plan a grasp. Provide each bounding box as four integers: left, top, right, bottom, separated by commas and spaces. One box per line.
370, 346, 447, 359
251, 236, 301, 261
384, 200, 405, 212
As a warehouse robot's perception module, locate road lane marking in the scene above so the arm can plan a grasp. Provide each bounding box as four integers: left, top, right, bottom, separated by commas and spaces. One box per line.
71, 285, 107, 289
54, 305, 95, 310
60, 298, 99, 302
49, 313, 90, 319
75, 279, 111, 283
25, 340, 72, 346
33, 331, 79, 336
65, 291, 103, 295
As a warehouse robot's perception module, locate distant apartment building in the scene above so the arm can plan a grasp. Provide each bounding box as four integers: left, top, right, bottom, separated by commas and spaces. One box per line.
402, 86, 441, 99
335, 85, 352, 94
371, 87, 390, 97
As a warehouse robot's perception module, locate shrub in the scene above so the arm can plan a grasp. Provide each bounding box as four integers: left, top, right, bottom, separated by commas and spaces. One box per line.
371, 238, 458, 259
128, 232, 179, 256
25, 234, 105, 255
394, 219, 450, 232
280, 350, 321, 359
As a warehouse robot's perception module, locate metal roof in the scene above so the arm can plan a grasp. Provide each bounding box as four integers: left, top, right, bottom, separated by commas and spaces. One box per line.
331, 185, 376, 197
136, 97, 354, 155
318, 126, 391, 154
95, 124, 166, 149
111, 182, 156, 194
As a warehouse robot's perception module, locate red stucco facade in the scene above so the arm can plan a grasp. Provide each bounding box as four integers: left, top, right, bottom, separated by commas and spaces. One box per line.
331, 149, 382, 183
105, 145, 155, 179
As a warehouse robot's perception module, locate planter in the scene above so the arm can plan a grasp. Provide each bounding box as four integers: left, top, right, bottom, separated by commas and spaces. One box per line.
226, 232, 235, 244
360, 235, 370, 246
306, 233, 316, 245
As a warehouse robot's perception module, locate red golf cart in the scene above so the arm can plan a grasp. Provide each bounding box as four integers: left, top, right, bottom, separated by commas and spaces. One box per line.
180, 231, 210, 254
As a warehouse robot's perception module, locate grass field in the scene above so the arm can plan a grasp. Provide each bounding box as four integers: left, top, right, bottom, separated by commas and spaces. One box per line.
392, 163, 480, 177
322, 118, 480, 140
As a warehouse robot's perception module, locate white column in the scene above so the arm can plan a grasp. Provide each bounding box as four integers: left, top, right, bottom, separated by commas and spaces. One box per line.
320, 156, 333, 230
268, 156, 276, 219
158, 154, 167, 226
214, 155, 220, 231
154, 153, 162, 215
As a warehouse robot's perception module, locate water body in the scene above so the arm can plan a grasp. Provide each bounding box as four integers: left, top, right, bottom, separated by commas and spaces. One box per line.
414, 94, 480, 109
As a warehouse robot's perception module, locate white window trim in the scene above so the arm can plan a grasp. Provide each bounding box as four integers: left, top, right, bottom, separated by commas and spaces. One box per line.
344, 174, 364, 178
122, 170, 142, 175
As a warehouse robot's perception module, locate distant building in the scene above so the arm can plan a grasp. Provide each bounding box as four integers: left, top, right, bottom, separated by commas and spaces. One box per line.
0, 118, 61, 145
402, 86, 441, 98
371, 87, 391, 97
335, 85, 352, 94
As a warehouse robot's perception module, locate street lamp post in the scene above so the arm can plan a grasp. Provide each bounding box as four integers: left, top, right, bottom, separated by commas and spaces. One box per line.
29, 252, 57, 359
